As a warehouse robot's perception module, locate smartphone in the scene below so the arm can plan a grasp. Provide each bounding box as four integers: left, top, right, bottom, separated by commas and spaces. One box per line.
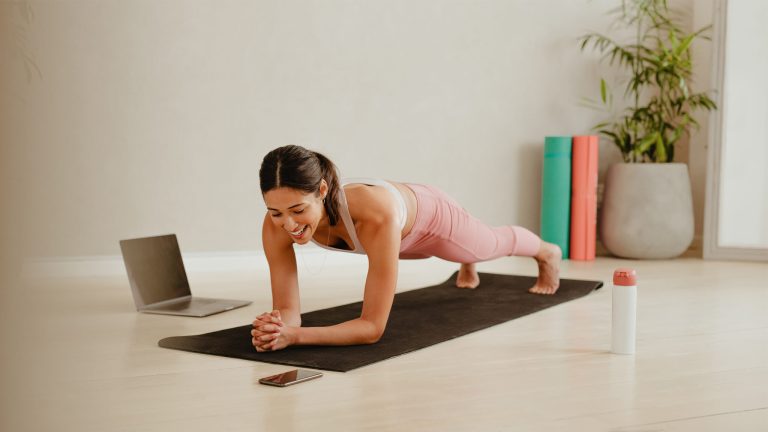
259, 369, 323, 387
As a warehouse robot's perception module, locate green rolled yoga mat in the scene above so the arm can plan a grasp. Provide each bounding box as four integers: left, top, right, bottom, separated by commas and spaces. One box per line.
541, 136, 572, 259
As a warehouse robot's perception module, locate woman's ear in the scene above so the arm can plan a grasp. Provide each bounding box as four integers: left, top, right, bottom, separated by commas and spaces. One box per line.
319, 179, 329, 200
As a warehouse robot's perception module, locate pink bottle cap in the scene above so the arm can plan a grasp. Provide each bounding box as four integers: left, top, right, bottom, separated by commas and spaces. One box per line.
613, 268, 637, 286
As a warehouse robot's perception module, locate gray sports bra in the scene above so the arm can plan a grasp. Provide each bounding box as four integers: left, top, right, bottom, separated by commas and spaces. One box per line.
310, 178, 407, 254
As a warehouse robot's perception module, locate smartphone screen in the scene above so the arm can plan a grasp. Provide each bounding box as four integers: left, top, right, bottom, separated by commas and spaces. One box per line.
259, 369, 323, 387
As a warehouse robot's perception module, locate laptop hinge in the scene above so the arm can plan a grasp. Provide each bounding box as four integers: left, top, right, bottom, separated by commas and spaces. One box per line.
141, 295, 192, 310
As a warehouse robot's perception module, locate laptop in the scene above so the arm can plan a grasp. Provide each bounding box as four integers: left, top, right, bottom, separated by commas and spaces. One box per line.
119, 234, 252, 317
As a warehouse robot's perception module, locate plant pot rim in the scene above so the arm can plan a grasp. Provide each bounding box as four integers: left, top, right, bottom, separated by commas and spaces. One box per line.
610, 161, 687, 165
609, 162, 688, 168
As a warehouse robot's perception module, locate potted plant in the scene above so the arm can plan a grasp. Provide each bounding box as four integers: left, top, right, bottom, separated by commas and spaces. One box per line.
579, 0, 717, 259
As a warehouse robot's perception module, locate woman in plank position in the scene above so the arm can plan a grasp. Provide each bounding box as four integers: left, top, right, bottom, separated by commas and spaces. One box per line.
252, 145, 561, 352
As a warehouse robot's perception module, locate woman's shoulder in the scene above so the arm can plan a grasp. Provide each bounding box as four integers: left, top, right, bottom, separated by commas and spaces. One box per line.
343, 183, 398, 224
261, 212, 295, 249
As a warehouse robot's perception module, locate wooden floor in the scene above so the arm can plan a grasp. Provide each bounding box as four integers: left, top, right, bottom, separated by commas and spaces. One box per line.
1, 255, 766, 431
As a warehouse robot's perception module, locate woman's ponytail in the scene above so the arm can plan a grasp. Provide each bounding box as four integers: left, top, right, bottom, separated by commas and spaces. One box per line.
311, 151, 341, 226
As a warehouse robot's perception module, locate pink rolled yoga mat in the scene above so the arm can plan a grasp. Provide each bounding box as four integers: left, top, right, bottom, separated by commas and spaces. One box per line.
570, 135, 599, 261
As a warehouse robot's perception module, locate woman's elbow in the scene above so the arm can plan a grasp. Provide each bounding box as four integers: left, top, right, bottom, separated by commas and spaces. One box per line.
360, 322, 386, 344
363, 332, 384, 345
371, 331, 386, 344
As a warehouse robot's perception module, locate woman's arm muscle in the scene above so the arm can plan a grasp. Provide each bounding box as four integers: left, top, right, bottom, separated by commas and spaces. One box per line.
290, 186, 400, 345
356, 212, 400, 339
262, 213, 301, 327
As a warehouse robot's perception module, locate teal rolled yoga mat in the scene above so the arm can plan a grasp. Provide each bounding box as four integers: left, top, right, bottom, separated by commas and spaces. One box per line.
541, 136, 572, 259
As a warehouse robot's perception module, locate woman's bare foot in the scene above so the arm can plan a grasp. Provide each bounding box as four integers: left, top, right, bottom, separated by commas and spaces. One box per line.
456, 263, 480, 289
529, 241, 561, 295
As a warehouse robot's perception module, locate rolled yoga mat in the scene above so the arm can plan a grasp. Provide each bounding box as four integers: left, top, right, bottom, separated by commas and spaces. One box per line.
570, 135, 599, 261
159, 272, 603, 372
541, 136, 572, 259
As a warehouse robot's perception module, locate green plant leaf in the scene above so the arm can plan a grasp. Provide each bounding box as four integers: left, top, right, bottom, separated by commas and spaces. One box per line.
674, 33, 696, 57
636, 133, 657, 153
600, 78, 608, 104
655, 133, 667, 162
593, 122, 612, 129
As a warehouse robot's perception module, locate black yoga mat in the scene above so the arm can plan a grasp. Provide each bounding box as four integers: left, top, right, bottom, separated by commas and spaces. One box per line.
159, 272, 603, 372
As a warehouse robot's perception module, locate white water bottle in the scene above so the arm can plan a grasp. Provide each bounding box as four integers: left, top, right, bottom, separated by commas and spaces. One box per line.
612, 268, 637, 354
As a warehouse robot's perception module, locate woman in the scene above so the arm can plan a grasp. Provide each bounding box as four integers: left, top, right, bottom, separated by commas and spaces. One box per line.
252, 145, 561, 352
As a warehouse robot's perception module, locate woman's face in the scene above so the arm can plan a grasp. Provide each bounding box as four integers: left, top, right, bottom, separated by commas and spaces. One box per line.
263, 182, 328, 245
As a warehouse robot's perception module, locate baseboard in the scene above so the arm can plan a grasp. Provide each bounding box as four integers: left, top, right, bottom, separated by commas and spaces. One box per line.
21, 244, 368, 279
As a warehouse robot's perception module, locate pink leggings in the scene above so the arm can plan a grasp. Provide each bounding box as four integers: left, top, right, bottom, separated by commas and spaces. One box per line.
398, 184, 541, 263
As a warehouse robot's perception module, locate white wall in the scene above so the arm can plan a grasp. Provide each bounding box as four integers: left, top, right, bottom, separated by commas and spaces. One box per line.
5, 0, 713, 261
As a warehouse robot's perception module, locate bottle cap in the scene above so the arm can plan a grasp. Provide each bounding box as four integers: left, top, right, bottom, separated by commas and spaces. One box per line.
613, 268, 637, 286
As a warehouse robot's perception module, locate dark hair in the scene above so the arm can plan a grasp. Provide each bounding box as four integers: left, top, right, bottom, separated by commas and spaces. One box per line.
259, 145, 342, 226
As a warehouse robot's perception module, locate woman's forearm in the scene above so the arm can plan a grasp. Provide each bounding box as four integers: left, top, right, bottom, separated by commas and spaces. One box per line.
291, 318, 384, 346
276, 308, 301, 327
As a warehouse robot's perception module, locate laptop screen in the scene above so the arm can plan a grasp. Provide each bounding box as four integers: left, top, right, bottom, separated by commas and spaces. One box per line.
119, 234, 192, 308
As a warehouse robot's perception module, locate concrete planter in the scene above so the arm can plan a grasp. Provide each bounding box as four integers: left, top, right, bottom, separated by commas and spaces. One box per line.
600, 163, 694, 259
